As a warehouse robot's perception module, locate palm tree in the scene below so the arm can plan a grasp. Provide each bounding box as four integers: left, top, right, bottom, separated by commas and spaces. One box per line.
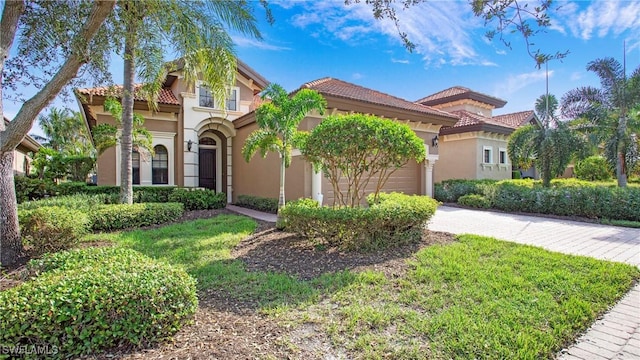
113, 0, 262, 203
242, 83, 327, 209
508, 94, 581, 187
561, 58, 640, 187
38, 108, 93, 156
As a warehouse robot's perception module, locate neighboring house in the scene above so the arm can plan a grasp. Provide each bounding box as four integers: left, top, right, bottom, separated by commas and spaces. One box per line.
77, 61, 536, 203
76, 59, 268, 203
415, 86, 537, 183
3, 118, 41, 176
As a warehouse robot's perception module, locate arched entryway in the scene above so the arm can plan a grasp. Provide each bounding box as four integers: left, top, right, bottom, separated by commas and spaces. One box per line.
198, 133, 221, 191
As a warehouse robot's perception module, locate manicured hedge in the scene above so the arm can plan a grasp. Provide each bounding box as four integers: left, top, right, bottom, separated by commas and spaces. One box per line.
235, 194, 279, 214
458, 194, 491, 209
18, 194, 116, 211
90, 203, 184, 232
279, 192, 438, 250
434, 179, 497, 202
0, 247, 197, 359
14, 176, 55, 203
19, 207, 90, 256
168, 188, 226, 210
436, 179, 640, 221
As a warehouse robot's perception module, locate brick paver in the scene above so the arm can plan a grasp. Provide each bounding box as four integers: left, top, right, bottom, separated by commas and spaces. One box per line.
428, 206, 640, 360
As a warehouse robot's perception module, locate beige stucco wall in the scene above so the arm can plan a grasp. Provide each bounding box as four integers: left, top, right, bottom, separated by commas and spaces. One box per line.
434, 131, 512, 183
13, 148, 30, 176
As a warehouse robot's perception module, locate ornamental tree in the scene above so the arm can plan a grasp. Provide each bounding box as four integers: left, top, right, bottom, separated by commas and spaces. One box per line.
302, 114, 426, 207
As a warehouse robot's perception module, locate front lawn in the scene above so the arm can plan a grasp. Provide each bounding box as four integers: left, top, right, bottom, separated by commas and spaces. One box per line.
87, 215, 639, 359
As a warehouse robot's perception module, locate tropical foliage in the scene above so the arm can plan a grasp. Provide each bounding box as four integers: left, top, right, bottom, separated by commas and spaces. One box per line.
242, 83, 327, 208
302, 114, 426, 207
561, 57, 640, 187
508, 94, 582, 187
110, 0, 264, 204
0, 1, 114, 266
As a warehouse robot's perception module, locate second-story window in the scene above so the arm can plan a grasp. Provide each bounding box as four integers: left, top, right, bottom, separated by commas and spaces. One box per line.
199, 86, 214, 108
226, 89, 237, 111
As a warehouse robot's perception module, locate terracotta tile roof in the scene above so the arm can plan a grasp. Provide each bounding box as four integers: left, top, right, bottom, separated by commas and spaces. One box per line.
301, 77, 457, 119
492, 110, 535, 128
76, 84, 180, 106
416, 86, 471, 104
447, 110, 509, 128
416, 86, 507, 108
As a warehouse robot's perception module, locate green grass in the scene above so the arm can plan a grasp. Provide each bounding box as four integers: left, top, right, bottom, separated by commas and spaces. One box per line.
600, 218, 640, 228
86, 216, 639, 359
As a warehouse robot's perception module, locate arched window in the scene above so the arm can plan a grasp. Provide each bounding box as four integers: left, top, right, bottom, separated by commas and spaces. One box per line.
199, 137, 216, 146
152, 145, 168, 184
132, 150, 140, 185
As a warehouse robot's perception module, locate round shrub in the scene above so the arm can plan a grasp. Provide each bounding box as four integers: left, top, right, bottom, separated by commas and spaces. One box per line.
575, 156, 612, 181
0, 247, 197, 359
279, 193, 438, 250
458, 194, 491, 209
168, 188, 226, 210
19, 206, 90, 256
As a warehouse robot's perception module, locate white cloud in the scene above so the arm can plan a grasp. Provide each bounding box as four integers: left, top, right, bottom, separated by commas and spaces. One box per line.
496, 49, 507, 55
570, 71, 583, 81
232, 36, 291, 51
352, 72, 364, 80
286, 1, 494, 68
391, 58, 410, 64
558, 1, 640, 40
493, 70, 552, 98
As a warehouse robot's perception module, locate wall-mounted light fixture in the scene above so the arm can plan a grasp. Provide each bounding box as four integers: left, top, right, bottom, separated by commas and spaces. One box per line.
187, 139, 193, 152
432, 135, 439, 148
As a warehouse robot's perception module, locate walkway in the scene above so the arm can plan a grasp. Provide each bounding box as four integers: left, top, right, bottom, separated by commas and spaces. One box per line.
429, 206, 640, 360
227, 204, 640, 359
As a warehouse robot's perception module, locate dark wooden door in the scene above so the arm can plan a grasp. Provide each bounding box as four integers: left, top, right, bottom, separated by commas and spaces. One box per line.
199, 149, 216, 190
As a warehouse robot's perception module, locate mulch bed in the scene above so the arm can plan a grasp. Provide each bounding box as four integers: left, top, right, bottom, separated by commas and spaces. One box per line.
1, 209, 457, 359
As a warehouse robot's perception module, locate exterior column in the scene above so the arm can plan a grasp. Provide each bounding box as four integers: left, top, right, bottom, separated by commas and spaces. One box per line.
312, 168, 323, 205
226, 137, 233, 203
424, 146, 439, 198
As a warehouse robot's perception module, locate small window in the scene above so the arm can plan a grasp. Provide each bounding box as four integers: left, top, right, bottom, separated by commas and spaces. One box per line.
199, 85, 215, 108
499, 148, 507, 165
483, 146, 493, 164
226, 89, 238, 111
152, 145, 168, 184
132, 150, 140, 185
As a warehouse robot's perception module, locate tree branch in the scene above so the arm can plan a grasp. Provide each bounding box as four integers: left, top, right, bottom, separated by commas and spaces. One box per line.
1, 0, 115, 152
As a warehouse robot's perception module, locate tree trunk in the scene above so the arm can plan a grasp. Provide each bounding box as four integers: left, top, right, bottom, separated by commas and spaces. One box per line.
0, 0, 114, 267
278, 155, 286, 209
120, 27, 136, 204
0, 151, 22, 266
616, 116, 627, 188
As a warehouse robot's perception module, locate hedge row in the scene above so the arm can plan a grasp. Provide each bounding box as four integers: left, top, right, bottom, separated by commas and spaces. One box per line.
279, 192, 438, 251
235, 195, 279, 214
435, 179, 640, 221
0, 247, 197, 359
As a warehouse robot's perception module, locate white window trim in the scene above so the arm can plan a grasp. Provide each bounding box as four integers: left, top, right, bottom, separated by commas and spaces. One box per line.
498, 147, 510, 170
482, 146, 493, 164
197, 82, 240, 111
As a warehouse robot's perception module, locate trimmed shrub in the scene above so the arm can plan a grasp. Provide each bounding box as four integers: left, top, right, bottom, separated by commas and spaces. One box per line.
434, 179, 497, 203
19, 207, 90, 256
575, 156, 613, 181
90, 203, 184, 232
18, 194, 115, 211
168, 188, 226, 210
0, 247, 197, 359
235, 195, 279, 214
512, 170, 522, 179
279, 192, 438, 250
134, 186, 176, 203
14, 176, 55, 203
458, 194, 491, 209
56, 181, 91, 196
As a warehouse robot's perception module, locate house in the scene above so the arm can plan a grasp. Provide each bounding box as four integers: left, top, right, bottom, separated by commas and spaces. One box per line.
3, 118, 41, 176
76, 59, 268, 203
415, 87, 537, 183
77, 61, 533, 204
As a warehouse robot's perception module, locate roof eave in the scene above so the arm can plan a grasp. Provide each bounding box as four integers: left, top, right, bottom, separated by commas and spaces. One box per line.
440, 123, 514, 136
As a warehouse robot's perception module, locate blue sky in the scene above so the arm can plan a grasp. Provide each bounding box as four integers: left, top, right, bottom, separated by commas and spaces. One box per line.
5, 0, 640, 138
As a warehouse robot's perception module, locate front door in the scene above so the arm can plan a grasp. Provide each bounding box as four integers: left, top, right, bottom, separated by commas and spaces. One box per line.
199, 148, 216, 190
